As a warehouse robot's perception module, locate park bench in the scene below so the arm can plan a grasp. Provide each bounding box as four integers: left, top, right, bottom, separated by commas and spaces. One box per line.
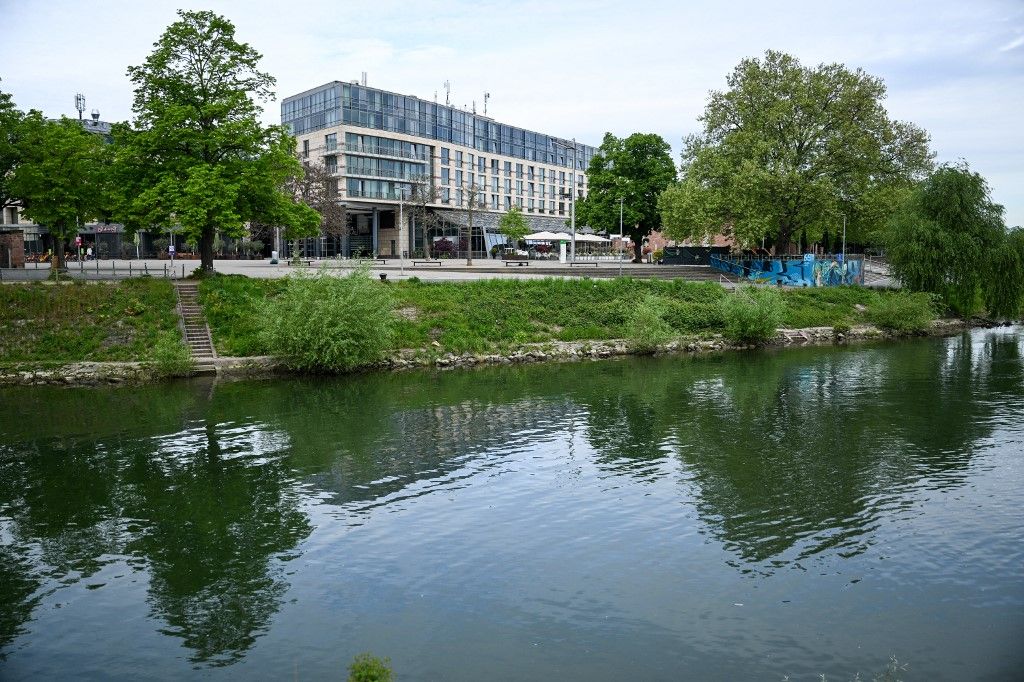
413, 260, 443, 266
568, 262, 599, 267
286, 259, 315, 266
503, 260, 530, 267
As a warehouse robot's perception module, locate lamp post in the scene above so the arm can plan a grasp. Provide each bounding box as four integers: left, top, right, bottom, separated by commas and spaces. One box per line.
399, 185, 407, 277
841, 213, 847, 261
557, 139, 578, 263
618, 196, 624, 277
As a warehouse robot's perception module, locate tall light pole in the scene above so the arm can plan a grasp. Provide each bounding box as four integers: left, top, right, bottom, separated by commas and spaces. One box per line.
399, 185, 407, 276
841, 213, 847, 261
618, 196, 624, 277
570, 137, 577, 263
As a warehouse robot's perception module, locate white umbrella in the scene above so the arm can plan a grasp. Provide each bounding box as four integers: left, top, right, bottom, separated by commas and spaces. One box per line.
574, 233, 610, 242
524, 231, 572, 241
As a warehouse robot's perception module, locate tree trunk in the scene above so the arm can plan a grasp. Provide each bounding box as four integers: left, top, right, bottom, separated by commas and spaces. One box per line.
632, 240, 642, 263
465, 221, 473, 266
53, 239, 65, 272
199, 226, 215, 273
773, 225, 794, 256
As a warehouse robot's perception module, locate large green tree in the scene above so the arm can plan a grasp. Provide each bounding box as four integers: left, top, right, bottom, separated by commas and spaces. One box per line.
659, 51, 933, 253
884, 163, 1022, 318
111, 10, 318, 273
498, 204, 529, 249
0, 80, 24, 213
576, 132, 676, 261
9, 114, 106, 269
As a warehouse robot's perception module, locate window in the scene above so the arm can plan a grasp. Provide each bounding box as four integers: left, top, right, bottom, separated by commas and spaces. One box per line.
479, 157, 486, 172
491, 159, 499, 173
515, 180, 523, 194
468, 172, 475, 188
328, 179, 339, 197
539, 168, 546, 182
504, 161, 511, 176
528, 166, 535, 180
491, 194, 499, 209
504, 196, 512, 210
491, 177, 498, 191
549, 201, 555, 212
528, 199, 535, 212
325, 133, 337, 151
540, 185, 546, 198
468, 153, 474, 168
559, 171, 565, 184
528, 182, 535, 197
441, 168, 450, 185
558, 201, 565, 215
441, 147, 450, 165
516, 197, 523, 208
516, 163, 523, 178
324, 155, 338, 173
504, 179, 511, 194
302, 139, 309, 158
456, 188, 463, 206
442, 187, 451, 204
456, 151, 463, 166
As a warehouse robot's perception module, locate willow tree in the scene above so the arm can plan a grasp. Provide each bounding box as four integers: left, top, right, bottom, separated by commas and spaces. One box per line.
659, 51, 933, 253
884, 163, 1022, 318
111, 10, 317, 273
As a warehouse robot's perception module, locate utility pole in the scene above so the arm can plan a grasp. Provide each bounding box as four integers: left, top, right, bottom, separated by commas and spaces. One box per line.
570, 138, 577, 263
619, 196, 624, 278
399, 186, 406, 277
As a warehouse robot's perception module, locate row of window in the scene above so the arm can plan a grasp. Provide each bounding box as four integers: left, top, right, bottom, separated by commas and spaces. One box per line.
283, 83, 595, 168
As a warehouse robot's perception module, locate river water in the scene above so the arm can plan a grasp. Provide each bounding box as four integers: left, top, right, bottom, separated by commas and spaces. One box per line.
1, 328, 1022, 680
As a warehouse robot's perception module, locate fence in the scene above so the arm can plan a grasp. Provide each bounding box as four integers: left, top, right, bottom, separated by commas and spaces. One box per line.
709, 254, 865, 287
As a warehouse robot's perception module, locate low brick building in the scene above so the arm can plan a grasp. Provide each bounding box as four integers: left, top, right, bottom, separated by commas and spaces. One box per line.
0, 228, 26, 268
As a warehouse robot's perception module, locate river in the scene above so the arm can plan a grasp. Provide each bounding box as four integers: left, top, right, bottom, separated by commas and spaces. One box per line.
1, 328, 1022, 680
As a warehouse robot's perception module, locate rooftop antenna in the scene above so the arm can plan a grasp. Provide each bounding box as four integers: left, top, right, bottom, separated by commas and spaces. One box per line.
483, 92, 490, 116
434, 91, 438, 103
472, 100, 476, 114
443, 80, 451, 106
74, 93, 85, 120
361, 72, 367, 86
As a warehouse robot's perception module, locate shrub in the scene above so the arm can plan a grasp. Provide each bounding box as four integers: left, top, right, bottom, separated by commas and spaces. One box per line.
868, 291, 935, 333
151, 331, 195, 377
720, 286, 785, 344
625, 295, 674, 353
262, 268, 395, 371
347, 653, 393, 682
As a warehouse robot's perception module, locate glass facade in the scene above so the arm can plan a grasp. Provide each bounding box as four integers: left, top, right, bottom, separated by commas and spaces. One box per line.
282, 82, 595, 169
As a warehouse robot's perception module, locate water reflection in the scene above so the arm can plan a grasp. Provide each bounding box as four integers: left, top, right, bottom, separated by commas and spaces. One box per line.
1, 328, 1021, 672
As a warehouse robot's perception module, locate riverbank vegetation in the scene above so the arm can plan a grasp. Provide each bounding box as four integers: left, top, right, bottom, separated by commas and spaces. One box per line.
0, 278, 183, 364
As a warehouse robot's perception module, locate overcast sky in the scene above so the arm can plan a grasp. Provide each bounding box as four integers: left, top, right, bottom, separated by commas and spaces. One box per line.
1, 0, 1021, 226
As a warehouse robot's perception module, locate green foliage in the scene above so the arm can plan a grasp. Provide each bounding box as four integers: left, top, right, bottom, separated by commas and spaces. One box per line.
984, 229, 1024, 319
625, 295, 675, 353
262, 269, 396, 372
659, 50, 932, 252
347, 653, 393, 682
497, 204, 530, 246
151, 331, 195, 377
720, 286, 785, 344
9, 114, 107, 268
110, 10, 319, 273
575, 132, 677, 260
868, 291, 935, 333
0, 279, 180, 362
883, 163, 1011, 316
0, 79, 23, 211
781, 286, 876, 328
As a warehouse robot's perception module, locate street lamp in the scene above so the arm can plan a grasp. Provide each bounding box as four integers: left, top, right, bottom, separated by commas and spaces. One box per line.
398, 184, 408, 277
556, 138, 578, 263
618, 196, 624, 277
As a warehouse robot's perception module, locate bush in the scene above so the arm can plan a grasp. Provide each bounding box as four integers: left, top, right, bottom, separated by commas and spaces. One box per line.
262, 268, 395, 371
720, 286, 785, 344
348, 653, 393, 682
625, 295, 674, 353
868, 291, 935, 333
151, 331, 195, 377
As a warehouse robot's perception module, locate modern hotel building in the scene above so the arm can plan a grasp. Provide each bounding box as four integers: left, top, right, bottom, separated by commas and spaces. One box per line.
281, 81, 596, 258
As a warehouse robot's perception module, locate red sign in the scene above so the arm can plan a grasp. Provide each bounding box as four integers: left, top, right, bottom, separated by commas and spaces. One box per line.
75, 236, 82, 246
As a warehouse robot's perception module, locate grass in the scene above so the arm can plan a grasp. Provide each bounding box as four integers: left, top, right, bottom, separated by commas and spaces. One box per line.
0, 278, 181, 363
198, 275, 912, 357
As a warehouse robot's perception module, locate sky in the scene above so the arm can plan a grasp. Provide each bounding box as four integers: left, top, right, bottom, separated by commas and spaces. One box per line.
1, 0, 1022, 227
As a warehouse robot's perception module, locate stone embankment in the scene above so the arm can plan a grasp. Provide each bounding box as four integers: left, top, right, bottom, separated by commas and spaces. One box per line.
1, 319, 975, 387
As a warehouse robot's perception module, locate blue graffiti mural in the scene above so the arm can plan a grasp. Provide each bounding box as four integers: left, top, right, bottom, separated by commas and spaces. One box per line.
709, 254, 864, 287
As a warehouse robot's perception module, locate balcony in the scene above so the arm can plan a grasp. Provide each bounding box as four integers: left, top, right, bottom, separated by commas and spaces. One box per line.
343, 142, 429, 162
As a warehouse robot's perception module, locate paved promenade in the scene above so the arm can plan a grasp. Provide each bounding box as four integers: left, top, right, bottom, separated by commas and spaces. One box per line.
1, 257, 726, 283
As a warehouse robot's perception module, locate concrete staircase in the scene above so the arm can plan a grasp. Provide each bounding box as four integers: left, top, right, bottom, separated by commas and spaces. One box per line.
174, 282, 217, 375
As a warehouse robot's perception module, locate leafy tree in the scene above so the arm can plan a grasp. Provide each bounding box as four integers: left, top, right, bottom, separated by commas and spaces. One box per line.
576, 132, 676, 261
461, 182, 486, 265
498, 204, 529, 249
284, 157, 346, 260
883, 163, 1020, 317
9, 114, 105, 269
407, 180, 440, 258
111, 10, 318, 273
659, 51, 933, 253
0, 80, 24, 213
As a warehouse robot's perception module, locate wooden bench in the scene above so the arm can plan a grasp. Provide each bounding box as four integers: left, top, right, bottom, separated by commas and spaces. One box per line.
569, 261, 599, 267
503, 260, 530, 267
413, 260, 443, 266
286, 259, 314, 266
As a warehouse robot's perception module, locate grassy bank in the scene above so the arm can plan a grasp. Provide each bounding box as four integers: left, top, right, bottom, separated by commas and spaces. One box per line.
198, 274, 890, 357
0, 279, 182, 364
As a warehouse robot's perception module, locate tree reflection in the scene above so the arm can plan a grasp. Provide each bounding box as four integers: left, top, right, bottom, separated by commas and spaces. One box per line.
0, 381, 311, 666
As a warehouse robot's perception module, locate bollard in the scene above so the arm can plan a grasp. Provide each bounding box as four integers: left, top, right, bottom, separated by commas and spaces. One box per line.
164, 264, 167, 278
182, 264, 185, 279
144, 262, 148, 275
129, 262, 132, 277
113, 261, 116, 277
